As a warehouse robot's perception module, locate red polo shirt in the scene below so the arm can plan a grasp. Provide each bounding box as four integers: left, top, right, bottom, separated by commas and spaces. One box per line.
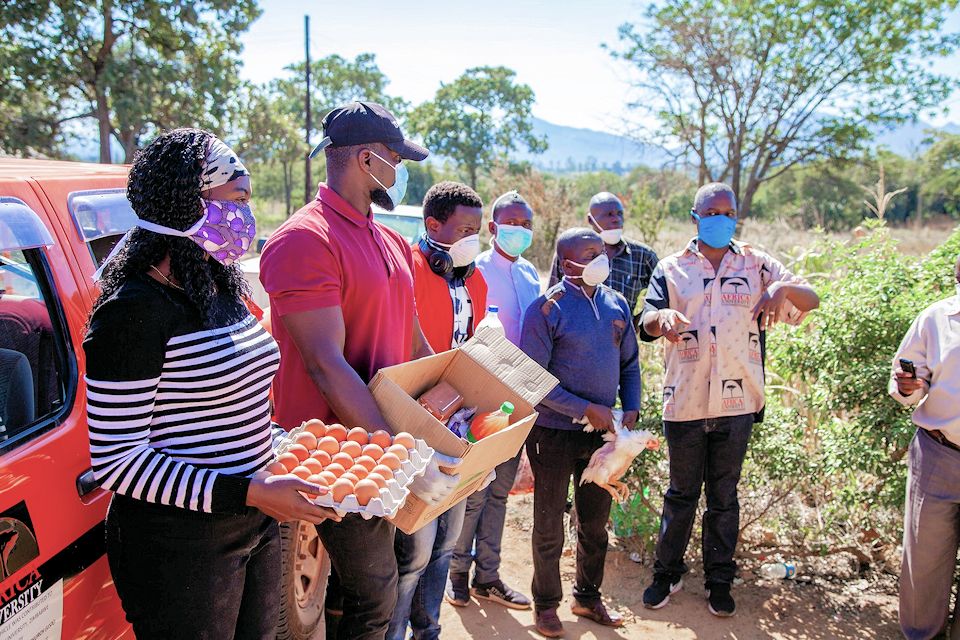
260, 184, 416, 428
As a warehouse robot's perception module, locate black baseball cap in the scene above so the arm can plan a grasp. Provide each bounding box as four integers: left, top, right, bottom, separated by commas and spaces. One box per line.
309, 101, 429, 161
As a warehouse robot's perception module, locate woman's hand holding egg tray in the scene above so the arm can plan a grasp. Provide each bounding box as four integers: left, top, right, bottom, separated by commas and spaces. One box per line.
266, 419, 435, 519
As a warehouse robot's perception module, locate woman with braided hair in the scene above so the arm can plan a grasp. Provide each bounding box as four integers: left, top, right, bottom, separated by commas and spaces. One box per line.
84, 128, 339, 639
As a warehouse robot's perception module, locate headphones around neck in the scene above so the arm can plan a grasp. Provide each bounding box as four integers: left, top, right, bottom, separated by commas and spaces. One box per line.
418, 235, 475, 281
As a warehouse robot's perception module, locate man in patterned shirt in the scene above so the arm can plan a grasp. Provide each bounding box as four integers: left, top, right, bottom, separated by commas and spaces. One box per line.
639, 183, 819, 618
549, 192, 658, 328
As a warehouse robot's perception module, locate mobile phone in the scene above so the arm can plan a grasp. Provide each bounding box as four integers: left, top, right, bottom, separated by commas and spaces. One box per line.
899, 358, 916, 378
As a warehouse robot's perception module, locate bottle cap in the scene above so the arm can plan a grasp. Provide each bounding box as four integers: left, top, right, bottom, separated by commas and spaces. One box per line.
488, 305, 499, 313
500, 401, 514, 415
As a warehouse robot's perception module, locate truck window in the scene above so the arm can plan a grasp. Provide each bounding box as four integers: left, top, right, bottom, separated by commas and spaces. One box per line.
67, 189, 138, 267
0, 214, 73, 450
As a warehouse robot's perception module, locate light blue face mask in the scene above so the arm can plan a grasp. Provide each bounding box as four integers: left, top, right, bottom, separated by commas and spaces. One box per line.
369, 151, 408, 209
494, 223, 534, 257
692, 211, 737, 249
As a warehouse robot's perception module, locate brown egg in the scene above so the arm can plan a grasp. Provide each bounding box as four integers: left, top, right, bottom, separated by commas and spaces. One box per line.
340, 472, 360, 486
331, 478, 354, 502
370, 430, 393, 450
311, 450, 332, 467
385, 444, 409, 462
295, 431, 319, 451
362, 444, 384, 460
325, 463, 346, 478
316, 436, 340, 456
354, 479, 381, 506
287, 444, 310, 463
366, 473, 387, 489
304, 419, 327, 438
301, 458, 324, 474
339, 441, 362, 459
266, 461, 288, 475
353, 455, 378, 472
276, 452, 301, 472
378, 453, 402, 472
347, 427, 370, 446
306, 474, 330, 489
348, 465, 369, 480
392, 432, 416, 450
326, 424, 348, 442
331, 452, 355, 469
317, 471, 338, 486
290, 465, 312, 480
371, 464, 395, 481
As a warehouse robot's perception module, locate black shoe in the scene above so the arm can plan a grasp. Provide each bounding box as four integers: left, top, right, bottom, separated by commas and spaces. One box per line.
445, 572, 470, 607
643, 575, 683, 609
471, 579, 532, 610
706, 582, 736, 617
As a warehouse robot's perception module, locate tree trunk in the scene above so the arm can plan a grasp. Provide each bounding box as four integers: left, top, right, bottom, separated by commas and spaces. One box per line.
120, 129, 137, 164
94, 0, 117, 164
740, 181, 757, 220
468, 164, 478, 190
96, 89, 113, 163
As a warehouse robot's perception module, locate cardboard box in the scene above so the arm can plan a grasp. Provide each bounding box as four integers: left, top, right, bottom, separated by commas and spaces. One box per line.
369, 326, 558, 534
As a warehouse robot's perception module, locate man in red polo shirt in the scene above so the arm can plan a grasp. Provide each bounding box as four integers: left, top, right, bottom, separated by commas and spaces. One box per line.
260, 101, 434, 640
387, 181, 487, 640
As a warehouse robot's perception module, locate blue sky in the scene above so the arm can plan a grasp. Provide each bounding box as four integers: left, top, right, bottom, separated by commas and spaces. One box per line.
240, 0, 960, 135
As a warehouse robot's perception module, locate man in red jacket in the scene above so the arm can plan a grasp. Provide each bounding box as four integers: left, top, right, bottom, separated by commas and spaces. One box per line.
388, 181, 488, 640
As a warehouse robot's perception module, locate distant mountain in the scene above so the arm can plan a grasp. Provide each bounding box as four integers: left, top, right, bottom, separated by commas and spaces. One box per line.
871, 120, 960, 157
510, 118, 668, 174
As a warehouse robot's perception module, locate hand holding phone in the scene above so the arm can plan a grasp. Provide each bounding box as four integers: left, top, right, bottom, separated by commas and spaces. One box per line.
899, 358, 916, 378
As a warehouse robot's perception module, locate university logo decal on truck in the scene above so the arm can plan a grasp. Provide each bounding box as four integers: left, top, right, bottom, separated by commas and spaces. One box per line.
0, 501, 106, 640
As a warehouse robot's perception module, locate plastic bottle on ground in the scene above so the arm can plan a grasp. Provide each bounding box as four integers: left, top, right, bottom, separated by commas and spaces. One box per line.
759, 562, 797, 580
466, 401, 514, 442
476, 305, 505, 336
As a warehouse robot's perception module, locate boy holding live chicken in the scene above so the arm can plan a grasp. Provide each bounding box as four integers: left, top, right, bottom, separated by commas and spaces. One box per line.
519, 227, 641, 638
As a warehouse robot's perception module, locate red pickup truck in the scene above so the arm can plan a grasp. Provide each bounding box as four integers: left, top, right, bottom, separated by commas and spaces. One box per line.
0, 158, 328, 640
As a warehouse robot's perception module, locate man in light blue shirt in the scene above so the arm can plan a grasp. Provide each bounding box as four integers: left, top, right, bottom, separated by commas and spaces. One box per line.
447, 191, 542, 610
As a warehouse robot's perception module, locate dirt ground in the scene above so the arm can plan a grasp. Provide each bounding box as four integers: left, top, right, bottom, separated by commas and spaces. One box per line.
439, 494, 902, 640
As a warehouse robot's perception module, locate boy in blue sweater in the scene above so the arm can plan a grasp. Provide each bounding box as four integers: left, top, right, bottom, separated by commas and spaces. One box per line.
520, 227, 641, 637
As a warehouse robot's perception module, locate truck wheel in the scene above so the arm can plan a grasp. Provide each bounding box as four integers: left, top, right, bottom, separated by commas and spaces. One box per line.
277, 520, 330, 640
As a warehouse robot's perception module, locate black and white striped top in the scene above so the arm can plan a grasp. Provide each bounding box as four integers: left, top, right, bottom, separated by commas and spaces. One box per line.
83, 276, 281, 514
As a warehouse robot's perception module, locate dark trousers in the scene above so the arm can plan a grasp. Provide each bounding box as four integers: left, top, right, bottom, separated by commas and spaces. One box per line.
318, 513, 398, 640
106, 494, 281, 640
654, 414, 753, 586
527, 425, 612, 611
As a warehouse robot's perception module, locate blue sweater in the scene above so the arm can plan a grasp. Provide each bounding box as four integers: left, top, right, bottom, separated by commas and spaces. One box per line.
520, 279, 641, 430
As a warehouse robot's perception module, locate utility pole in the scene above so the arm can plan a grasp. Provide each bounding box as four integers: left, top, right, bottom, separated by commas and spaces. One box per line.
304, 14, 312, 204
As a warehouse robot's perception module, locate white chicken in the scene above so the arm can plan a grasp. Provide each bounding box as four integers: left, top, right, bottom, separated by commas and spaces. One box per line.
579, 411, 660, 502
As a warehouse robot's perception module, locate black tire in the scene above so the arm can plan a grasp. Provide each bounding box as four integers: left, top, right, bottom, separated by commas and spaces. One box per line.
277, 520, 330, 640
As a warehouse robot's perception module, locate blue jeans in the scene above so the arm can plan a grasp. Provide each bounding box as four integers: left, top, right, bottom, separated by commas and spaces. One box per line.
387, 500, 467, 640
449, 452, 521, 584
653, 414, 753, 586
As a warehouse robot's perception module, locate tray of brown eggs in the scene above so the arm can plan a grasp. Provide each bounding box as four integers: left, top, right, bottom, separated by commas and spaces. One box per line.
267, 419, 435, 519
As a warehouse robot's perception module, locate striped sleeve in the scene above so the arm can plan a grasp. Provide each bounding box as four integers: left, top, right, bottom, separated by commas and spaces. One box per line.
82, 284, 250, 514
85, 376, 249, 514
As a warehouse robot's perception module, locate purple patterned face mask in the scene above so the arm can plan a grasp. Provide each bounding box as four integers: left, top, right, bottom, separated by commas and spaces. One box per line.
191, 199, 257, 265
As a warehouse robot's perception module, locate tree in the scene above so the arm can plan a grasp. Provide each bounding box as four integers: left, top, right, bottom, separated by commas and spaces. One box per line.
236, 84, 306, 216
920, 132, 960, 217
1, 1, 259, 162
237, 53, 403, 212
408, 66, 547, 188
610, 0, 960, 218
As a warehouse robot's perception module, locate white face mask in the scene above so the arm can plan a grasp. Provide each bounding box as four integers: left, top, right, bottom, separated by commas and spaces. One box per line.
438, 234, 481, 268
568, 254, 610, 287
589, 213, 623, 245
